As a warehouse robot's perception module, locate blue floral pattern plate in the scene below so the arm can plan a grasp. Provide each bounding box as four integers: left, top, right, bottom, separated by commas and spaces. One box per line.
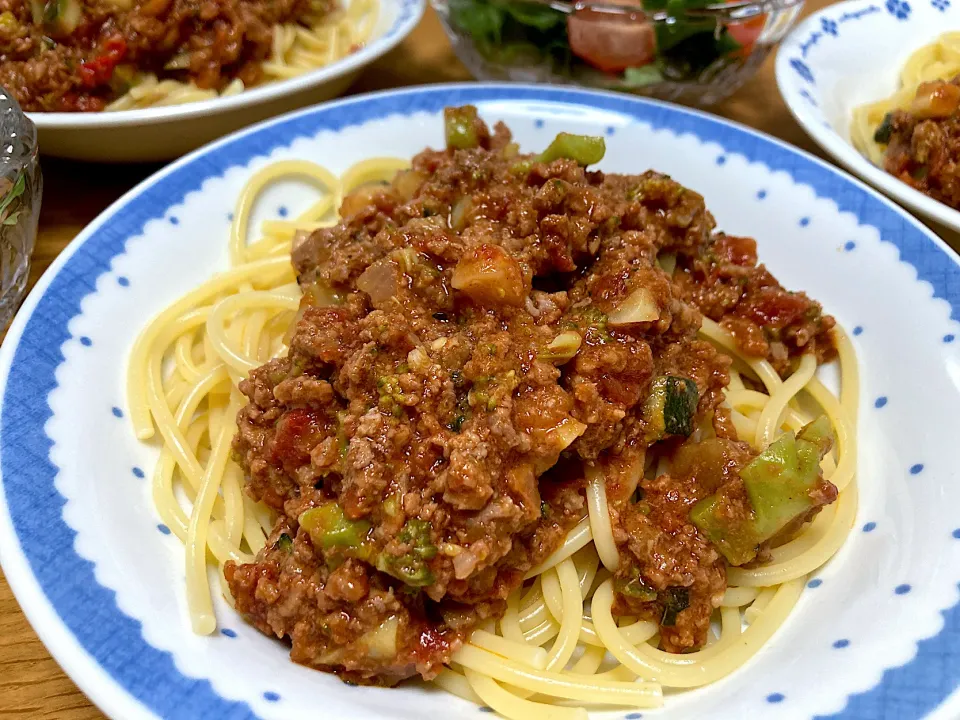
776, 0, 960, 231
2, 85, 960, 719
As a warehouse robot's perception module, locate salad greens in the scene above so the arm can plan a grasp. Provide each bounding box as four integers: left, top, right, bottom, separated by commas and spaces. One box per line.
0, 172, 25, 227
449, 0, 571, 70
448, 0, 748, 85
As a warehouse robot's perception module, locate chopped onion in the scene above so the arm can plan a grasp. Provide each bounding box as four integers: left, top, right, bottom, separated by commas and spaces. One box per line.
450, 196, 473, 231
164, 52, 191, 71
362, 616, 399, 660
547, 417, 588, 452
292, 229, 312, 253
453, 546, 482, 579
356, 257, 399, 307
407, 346, 430, 372
540, 331, 582, 364
657, 252, 677, 276
607, 287, 660, 325
341, 184, 385, 220
911, 81, 960, 119
393, 169, 426, 201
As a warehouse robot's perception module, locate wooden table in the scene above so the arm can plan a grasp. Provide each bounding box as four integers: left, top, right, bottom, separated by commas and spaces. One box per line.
0, 2, 955, 717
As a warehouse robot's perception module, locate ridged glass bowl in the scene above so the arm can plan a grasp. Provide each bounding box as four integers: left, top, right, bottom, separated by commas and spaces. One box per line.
0, 88, 41, 330
432, 0, 805, 106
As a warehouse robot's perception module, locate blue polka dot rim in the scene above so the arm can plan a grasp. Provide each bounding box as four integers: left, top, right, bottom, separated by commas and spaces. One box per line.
1, 84, 959, 720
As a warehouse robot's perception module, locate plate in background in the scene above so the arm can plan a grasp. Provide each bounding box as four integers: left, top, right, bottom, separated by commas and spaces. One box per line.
28, 0, 424, 163
776, 0, 960, 232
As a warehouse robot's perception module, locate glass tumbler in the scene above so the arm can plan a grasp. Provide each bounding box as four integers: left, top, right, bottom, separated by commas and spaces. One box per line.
0, 87, 40, 331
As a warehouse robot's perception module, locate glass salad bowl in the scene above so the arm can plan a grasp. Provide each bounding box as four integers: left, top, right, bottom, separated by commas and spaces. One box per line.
0, 88, 41, 330
432, 0, 805, 106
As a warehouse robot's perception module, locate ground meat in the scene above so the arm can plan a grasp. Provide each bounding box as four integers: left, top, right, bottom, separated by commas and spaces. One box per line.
613, 473, 727, 653
225, 517, 470, 686
0, 0, 326, 111
228, 107, 842, 682
611, 438, 751, 651
879, 77, 960, 210
673, 233, 837, 375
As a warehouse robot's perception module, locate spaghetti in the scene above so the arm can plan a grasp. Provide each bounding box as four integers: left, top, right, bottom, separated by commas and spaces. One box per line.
105, 0, 378, 111
128, 143, 859, 719
851, 32, 960, 165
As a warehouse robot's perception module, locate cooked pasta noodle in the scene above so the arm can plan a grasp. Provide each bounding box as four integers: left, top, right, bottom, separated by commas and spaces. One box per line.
851, 32, 960, 165
128, 151, 860, 720
105, 0, 378, 111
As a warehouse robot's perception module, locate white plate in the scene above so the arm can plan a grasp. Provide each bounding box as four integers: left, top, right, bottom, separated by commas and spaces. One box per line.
28, 0, 424, 163
3, 84, 960, 720
775, 0, 960, 232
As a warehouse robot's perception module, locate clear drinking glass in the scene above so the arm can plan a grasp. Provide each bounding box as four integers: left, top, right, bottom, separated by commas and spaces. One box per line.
0, 88, 41, 330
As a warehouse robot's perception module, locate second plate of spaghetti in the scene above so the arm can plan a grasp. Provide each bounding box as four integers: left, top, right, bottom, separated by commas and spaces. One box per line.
777, 0, 960, 232
2, 84, 960, 720
29, 0, 424, 161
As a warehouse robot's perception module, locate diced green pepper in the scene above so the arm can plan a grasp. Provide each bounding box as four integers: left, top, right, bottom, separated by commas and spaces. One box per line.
690, 416, 835, 566
646, 376, 699, 438
445, 106, 480, 150
741, 419, 832, 540
688, 493, 761, 566
537, 133, 606, 166
299, 503, 371, 550
277, 532, 293, 552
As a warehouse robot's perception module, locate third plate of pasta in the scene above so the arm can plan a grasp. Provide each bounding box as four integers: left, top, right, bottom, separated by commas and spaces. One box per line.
2, 84, 960, 720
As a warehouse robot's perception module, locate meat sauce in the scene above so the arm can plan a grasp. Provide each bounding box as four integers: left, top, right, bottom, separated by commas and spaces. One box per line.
0, 0, 326, 112
226, 107, 839, 684
877, 77, 960, 210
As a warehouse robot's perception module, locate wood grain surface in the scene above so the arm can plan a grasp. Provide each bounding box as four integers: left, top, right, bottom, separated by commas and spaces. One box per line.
0, 2, 955, 717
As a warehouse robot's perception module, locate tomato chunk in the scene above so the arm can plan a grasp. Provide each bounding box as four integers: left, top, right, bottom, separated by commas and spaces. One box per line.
726, 13, 765, 56
567, 6, 656, 74
79, 36, 127, 88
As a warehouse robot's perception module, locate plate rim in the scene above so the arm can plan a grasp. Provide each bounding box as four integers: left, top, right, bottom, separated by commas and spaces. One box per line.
774, 0, 960, 232
3, 81, 960, 720
25, 0, 425, 130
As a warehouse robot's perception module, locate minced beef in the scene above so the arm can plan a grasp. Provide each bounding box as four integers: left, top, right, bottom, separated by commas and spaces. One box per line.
878, 77, 960, 211
226, 107, 840, 682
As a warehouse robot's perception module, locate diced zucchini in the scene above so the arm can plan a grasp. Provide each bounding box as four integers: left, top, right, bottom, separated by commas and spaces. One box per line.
646, 376, 699, 438
660, 588, 690, 627
873, 112, 894, 144
299, 503, 371, 550
41, 0, 83, 35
